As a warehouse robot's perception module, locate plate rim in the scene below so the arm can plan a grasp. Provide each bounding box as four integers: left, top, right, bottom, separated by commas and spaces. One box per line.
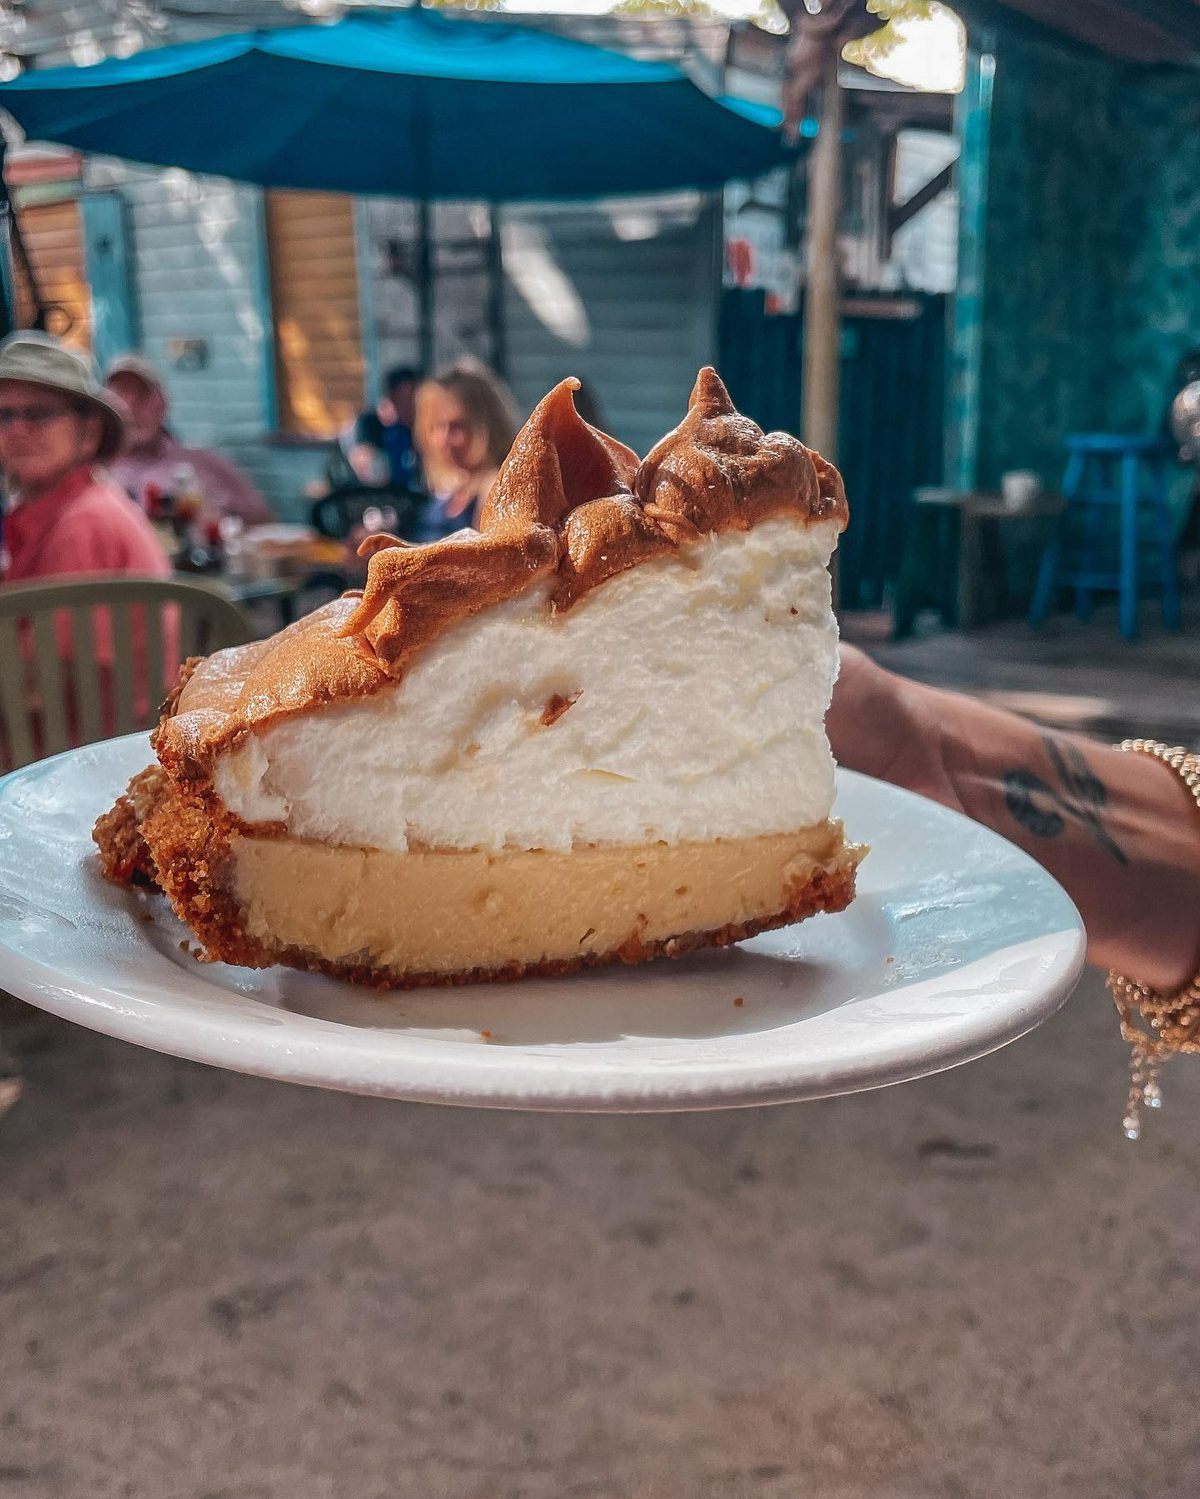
0, 735, 1088, 1112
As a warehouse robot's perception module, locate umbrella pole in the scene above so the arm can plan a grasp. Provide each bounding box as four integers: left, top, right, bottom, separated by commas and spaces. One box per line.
417, 197, 434, 373
801, 52, 842, 467
486, 201, 506, 379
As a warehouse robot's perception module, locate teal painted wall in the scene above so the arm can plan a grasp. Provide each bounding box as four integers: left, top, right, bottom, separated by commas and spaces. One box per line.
957, 30, 1119, 488
1110, 74, 1200, 434
947, 41, 993, 488
954, 29, 1200, 492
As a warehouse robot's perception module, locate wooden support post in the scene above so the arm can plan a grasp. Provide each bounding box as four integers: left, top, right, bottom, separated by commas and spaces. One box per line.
802, 52, 843, 465
802, 50, 844, 606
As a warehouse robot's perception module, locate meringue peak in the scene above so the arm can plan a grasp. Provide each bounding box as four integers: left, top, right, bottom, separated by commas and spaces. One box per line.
153, 370, 848, 775
479, 377, 638, 533
688, 365, 737, 419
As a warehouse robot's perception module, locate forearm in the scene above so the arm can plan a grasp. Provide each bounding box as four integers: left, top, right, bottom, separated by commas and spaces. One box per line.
929, 685, 1200, 988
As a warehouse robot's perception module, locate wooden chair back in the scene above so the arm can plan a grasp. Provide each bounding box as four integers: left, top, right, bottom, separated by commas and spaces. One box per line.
0, 574, 252, 772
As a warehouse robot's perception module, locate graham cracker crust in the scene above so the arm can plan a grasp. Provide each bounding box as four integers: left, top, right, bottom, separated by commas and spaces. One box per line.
94, 768, 861, 990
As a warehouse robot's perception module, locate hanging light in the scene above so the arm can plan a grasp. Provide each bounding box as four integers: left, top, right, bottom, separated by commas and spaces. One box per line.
68, 31, 105, 68
111, 21, 145, 59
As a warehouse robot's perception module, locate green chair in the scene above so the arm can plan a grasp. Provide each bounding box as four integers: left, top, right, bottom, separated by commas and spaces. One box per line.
0, 574, 252, 772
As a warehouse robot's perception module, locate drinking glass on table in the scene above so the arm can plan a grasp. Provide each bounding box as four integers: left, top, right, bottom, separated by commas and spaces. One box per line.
172, 461, 205, 533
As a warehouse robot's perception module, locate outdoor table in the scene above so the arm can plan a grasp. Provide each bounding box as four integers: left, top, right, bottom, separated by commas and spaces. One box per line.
171, 523, 358, 634
893, 486, 1066, 638
223, 574, 309, 629
175, 565, 356, 635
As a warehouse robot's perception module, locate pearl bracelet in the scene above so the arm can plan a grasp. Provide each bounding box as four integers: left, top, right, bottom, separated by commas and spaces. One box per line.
1107, 739, 1200, 1139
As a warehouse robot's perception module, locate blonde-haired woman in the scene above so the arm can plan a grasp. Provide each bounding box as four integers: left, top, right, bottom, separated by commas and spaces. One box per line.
411, 359, 519, 542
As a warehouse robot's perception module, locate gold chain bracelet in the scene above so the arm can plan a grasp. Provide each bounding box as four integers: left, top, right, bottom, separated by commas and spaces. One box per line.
1108, 739, 1200, 1139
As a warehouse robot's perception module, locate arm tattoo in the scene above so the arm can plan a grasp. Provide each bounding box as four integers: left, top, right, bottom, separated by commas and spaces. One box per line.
1003, 735, 1127, 864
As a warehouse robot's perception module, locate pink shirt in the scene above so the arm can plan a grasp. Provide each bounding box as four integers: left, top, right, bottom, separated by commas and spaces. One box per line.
3, 465, 171, 586
2, 466, 175, 711
110, 432, 273, 527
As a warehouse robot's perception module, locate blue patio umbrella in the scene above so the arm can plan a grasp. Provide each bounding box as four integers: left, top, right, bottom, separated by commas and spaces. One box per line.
0, 8, 788, 199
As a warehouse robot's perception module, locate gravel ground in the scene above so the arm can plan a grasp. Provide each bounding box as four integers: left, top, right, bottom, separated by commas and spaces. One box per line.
4, 602, 1198, 1498
2, 968, 1198, 1499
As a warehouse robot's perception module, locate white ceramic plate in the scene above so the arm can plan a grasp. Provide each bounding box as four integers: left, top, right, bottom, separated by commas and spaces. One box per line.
0, 735, 1086, 1112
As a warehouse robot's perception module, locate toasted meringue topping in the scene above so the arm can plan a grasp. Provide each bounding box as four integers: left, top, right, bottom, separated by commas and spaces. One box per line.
156, 369, 847, 775
213, 515, 841, 854
636, 366, 840, 533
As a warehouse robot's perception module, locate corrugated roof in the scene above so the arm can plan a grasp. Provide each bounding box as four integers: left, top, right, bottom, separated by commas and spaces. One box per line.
959, 0, 1200, 65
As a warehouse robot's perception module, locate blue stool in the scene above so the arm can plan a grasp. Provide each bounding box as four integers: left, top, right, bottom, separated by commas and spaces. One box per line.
1029, 433, 1181, 639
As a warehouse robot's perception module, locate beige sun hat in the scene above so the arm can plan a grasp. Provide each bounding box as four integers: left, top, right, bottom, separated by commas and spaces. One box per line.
0, 332, 126, 461
104, 352, 166, 396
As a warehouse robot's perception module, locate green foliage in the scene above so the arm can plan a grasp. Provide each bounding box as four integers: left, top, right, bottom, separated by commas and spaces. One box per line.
612, 0, 723, 13
418, 0, 508, 11
420, 0, 787, 30
420, 0, 787, 28
612, 0, 784, 24
843, 1, 939, 69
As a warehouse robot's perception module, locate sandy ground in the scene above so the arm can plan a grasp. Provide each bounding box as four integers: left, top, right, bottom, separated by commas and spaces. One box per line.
2, 968, 1198, 1499
3, 601, 1199, 1498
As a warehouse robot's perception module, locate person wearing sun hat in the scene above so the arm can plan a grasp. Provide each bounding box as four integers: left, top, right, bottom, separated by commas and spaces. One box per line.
0, 332, 175, 778
0, 332, 170, 586
105, 352, 272, 527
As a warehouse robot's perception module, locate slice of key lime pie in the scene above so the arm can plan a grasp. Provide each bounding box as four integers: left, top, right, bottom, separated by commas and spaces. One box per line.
95, 370, 862, 987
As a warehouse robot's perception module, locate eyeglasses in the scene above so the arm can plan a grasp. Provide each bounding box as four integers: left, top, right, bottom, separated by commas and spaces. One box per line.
0, 403, 74, 429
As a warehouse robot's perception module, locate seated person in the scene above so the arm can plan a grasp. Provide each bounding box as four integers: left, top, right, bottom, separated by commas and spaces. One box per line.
411, 359, 519, 542
0, 333, 173, 762
1, 335, 168, 586
105, 354, 272, 527
333, 364, 424, 492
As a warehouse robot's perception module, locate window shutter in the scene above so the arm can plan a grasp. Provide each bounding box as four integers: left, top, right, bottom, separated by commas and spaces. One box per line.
265, 190, 365, 439
13, 198, 92, 351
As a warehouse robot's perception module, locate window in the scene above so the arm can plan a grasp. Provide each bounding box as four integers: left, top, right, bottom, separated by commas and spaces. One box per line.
13, 198, 92, 350
264, 191, 365, 439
